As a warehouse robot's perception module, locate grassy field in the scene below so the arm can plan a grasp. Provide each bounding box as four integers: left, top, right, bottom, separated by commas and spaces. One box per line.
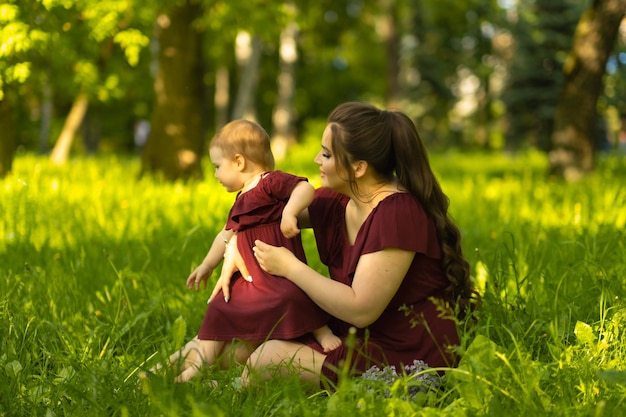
1, 142, 626, 416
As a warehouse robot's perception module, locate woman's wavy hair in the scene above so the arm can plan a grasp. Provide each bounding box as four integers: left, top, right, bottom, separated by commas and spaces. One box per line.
327, 102, 479, 317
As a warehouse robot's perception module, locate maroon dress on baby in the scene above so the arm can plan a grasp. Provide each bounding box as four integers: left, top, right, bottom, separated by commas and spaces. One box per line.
198, 171, 328, 341
306, 187, 460, 384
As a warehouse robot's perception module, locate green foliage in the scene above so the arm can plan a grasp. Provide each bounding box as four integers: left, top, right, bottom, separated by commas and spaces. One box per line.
503, 0, 586, 150
0, 0, 157, 152
0, 3, 43, 98
2, 147, 626, 415
113, 29, 150, 68
408, 0, 505, 147
0, 0, 155, 93
3, 0, 626, 161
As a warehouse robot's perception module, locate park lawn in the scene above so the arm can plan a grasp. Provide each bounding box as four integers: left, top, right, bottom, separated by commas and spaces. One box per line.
1, 144, 626, 416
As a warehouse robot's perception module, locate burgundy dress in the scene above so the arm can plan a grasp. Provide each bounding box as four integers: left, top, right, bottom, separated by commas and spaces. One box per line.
307, 187, 459, 384
197, 171, 329, 340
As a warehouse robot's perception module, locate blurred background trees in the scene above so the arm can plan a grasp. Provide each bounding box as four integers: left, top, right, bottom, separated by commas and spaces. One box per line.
1, 0, 625, 180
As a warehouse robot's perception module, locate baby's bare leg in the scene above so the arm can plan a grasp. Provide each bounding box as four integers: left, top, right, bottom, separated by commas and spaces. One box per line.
167, 338, 201, 368
147, 337, 224, 382
148, 338, 200, 375
149, 339, 262, 382
176, 339, 263, 382
216, 340, 262, 369
172, 337, 225, 382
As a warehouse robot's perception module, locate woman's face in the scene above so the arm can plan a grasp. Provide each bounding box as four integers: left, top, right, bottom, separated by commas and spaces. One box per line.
209, 146, 242, 192
314, 125, 346, 192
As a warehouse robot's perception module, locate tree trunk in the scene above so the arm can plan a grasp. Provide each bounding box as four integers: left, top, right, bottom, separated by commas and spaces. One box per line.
82, 110, 101, 154
51, 92, 89, 165
215, 66, 230, 130
39, 74, 53, 154
140, 0, 205, 181
380, 0, 401, 108
232, 32, 262, 121
548, 0, 626, 180
0, 96, 16, 178
272, 22, 299, 160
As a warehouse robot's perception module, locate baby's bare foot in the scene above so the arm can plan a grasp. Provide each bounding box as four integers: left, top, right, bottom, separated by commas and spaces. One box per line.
320, 334, 342, 353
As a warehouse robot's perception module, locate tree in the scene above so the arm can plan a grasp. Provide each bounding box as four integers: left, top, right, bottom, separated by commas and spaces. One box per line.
140, 0, 318, 179
409, 0, 503, 147
378, 0, 401, 107
50, 93, 89, 164
548, 0, 626, 180
0, 92, 15, 177
140, 0, 205, 181
231, 32, 263, 121
46, 1, 151, 163
503, 0, 583, 151
272, 20, 299, 160
1, 0, 153, 173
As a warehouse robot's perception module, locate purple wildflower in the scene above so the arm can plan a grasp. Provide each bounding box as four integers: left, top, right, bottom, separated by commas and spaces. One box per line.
360, 360, 442, 399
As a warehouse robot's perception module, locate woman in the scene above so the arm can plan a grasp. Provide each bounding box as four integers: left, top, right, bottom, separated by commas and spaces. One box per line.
228, 102, 476, 388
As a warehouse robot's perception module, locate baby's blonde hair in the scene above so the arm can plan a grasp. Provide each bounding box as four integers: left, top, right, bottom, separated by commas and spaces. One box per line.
210, 120, 275, 170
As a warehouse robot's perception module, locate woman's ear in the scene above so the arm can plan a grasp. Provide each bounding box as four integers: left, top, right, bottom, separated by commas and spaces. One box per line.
353, 160, 368, 178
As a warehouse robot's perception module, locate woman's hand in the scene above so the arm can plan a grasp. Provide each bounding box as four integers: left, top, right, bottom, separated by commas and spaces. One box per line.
207, 235, 252, 303
253, 240, 299, 278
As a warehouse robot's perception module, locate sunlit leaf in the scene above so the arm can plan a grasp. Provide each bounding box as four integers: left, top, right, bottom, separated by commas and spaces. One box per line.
5, 360, 23, 377
574, 321, 596, 346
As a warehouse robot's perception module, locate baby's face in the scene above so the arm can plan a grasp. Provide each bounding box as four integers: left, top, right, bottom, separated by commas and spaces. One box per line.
209, 147, 243, 192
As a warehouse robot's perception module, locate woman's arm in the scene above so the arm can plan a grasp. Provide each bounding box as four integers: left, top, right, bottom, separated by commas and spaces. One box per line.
296, 208, 311, 229
253, 240, 414, 328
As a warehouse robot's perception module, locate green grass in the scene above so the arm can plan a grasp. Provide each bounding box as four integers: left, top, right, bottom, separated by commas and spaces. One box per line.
1, 145, 626, 416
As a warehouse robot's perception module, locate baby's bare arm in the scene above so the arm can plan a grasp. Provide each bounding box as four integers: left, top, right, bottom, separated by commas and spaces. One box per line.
280, 181, 314, 238
186, 226, 234, 291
